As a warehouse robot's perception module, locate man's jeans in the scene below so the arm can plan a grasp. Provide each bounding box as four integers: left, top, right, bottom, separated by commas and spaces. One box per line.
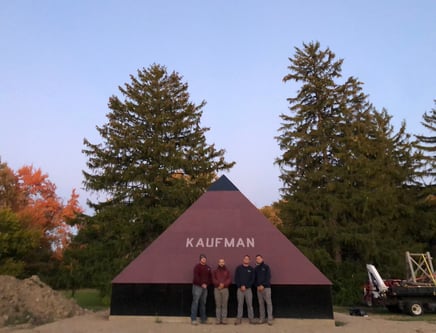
191, 285, 208, 322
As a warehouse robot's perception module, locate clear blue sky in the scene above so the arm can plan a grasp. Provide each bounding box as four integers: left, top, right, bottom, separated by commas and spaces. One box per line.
1, 1, 435, 212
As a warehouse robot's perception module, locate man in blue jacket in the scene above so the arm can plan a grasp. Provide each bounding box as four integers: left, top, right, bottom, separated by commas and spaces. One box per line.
254, 254, 273, 325
234, 255, 256, 325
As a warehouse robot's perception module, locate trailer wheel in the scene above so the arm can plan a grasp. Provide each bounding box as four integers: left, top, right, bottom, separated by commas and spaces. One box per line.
406, 302, 423, 316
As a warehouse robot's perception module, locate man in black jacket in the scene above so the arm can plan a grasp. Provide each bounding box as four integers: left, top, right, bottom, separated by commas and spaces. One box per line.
234, 255, 255, 325
254, 254, 273, 325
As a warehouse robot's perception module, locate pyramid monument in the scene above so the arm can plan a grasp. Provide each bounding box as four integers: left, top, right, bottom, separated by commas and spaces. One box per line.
110, 175, 333, 319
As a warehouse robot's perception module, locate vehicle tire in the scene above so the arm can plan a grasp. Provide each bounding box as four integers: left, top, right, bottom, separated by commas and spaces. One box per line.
405, 302, 423, 316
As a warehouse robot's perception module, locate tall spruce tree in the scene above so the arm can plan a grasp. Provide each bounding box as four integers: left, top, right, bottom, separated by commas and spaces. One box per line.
414, 101, 436, 255
76, 64, 234, 292
415, 101, 436, 184
83, 64, 234, 212
275, 42, 419, 303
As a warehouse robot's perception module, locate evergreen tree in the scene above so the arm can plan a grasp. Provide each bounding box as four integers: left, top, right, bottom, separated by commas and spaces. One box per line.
77, 64, 234, 292
275, 42, 419, 303
83, 64, 234, 211
415, 101, 436, 184
414, 101, 436, 255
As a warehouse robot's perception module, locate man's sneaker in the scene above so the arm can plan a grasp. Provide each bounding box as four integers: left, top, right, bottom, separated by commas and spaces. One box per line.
267, 320, 273, 326
221, 319, 228, 325
234, 318, 242, 325
191, 320, 198, 325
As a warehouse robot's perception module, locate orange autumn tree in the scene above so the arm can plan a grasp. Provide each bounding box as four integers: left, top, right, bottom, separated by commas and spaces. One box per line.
259, 203, 283, 227
16, 165, 84, 259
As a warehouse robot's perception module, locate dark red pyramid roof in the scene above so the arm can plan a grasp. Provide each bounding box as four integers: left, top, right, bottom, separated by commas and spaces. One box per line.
112, 175, 331, 285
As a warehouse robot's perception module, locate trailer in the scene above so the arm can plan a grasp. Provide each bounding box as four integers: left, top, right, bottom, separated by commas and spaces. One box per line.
364, 252, 436, 316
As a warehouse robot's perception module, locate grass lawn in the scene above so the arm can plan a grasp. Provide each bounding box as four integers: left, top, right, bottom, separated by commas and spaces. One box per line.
62, 289, 108, 311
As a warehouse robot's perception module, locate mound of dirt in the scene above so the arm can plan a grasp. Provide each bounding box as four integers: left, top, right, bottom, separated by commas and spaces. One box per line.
0, 275, 85, 327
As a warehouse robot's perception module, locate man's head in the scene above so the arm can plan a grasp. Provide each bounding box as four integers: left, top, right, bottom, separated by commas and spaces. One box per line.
218, 258, 225, 267
242, 255, 251, 266
255, 254, 264, 265
199, 254, 207, 265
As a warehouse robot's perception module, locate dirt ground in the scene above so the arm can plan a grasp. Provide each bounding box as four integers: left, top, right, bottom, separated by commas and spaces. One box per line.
0, 275, 84, 327
1, 275, 435, 333
0, 311, 436, 333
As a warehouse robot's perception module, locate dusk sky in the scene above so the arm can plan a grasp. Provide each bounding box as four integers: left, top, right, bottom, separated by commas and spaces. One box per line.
1, 1, 435, 212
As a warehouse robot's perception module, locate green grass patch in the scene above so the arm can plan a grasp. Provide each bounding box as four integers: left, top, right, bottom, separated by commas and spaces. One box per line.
61, 289, 107, 311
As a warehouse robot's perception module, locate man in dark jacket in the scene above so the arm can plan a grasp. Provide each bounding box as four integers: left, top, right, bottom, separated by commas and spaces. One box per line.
234, 255, 255, 325
190, 254, 212, 325
212, 258, 231, 324
254, 254, 273, 325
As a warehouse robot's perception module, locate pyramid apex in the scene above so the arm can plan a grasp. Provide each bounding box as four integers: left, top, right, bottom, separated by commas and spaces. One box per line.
207, 175, 239, 191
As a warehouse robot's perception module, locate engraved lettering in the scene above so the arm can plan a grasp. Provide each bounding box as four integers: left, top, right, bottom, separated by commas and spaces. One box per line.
224, 238, 235, 247
186, 238, 194, 247
215, 237, 223, 247
185, 237, 255, 248
206, 238, 214, 247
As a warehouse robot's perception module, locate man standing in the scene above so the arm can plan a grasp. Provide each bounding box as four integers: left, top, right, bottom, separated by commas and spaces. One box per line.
190, 254, 212, 325
234, 255, 255, 325
212, 258, 231, 324
254, 254, 273, 325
